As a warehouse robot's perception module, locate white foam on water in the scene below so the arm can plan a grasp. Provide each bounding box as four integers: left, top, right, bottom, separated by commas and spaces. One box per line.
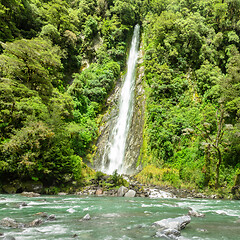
141, 204, 164, 208
36, 225, 68, 234
28, 201, 48, 206
67, 208, 76, 213
102, 213, 121, 218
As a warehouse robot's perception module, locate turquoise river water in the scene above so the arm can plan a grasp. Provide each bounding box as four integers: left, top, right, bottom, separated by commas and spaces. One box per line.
0, 194, 239, 239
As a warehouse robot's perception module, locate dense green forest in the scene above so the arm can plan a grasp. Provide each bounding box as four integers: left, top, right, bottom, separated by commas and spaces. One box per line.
0, 0, 239, 196
137, 0, 240, 197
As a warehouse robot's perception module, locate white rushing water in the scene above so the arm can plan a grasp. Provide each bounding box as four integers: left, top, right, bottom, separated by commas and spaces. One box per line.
102, 24, 140, 174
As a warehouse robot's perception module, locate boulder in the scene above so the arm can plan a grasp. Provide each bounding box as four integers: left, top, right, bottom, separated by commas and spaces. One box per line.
34, 212, 48, 218
17, 202, 28, 208
58, 192, 67, 196
82, 214, 91, 221
188, 210, 205, 218
96, 189, 103, 196
149, 189, 176, 199
156, 228, 181, 239
117, 186, 128, 197
153, 215, 191, 231
47, 214, 56, 221
0, 217, 24, 228
2, 185, 17, 194
124, 190, 136, 198
21, 192, 40, 197
21, 181, 43, 193
27, 219, 43, 227
3, 236, 16, 240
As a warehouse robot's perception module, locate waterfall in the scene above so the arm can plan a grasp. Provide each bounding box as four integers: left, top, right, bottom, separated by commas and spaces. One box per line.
101, 24, 140, 174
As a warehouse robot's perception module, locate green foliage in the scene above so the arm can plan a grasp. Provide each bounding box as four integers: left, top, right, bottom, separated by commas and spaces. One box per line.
1, 0, 239, 194
109, 170, 128, 187
0, 38, 62, 101
0, 0, 136, 190
142, 0, 240, 192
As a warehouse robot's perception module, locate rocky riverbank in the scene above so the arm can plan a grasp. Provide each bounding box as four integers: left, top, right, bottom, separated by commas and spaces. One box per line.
0, 174, 235, 199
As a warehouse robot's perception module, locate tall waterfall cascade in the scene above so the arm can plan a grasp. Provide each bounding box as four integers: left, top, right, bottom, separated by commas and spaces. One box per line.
101, 24, 140, 174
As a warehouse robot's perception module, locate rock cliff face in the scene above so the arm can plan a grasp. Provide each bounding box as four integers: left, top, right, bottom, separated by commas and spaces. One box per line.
123, 48, 145, 174
93, 44, 145, 174
93, 79, 121, 170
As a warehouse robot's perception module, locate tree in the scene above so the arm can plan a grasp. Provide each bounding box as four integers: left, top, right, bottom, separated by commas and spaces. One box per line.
0, 38, 62, 101
186, 106, 228, 188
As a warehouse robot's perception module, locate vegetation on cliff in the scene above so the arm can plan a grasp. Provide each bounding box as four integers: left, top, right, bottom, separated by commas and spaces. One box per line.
0, 0, 139, 190
0, 0, 239, 196
138, 0, 240, 196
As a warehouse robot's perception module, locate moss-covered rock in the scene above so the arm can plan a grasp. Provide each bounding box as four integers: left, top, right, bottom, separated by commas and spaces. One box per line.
21, 181, 43, 193
231, 174, 240, 200
2, 185, 17, 194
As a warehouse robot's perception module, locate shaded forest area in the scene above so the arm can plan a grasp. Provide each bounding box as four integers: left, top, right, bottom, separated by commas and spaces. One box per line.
0, 0, 240, 197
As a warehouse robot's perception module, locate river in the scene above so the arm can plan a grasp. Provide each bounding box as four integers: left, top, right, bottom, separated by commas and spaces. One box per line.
0, 194, 239, 239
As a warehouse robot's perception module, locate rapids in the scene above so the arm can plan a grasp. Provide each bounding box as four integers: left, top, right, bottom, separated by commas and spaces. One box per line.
0, 194, 239, 239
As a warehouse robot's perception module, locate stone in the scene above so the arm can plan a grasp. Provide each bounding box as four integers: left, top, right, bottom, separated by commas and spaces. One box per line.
0, 217, 24, 228
27, 219, 43, 227
153, 215, 191, 231
17, 202, 28, 208
149, 189, 176, 199
156, 228, 181, 239
124, 190, 136, 197
117, 186, 128, 197
188, 210, 205, 218
95, 189, 103, 195
58, 192, 67, 196
2, 185, 17, 194
35, 212, 48, 218
75, 191, 83, 195
21, 192, 40, 197
82, 214, 91, 221
21, 181, 43, 193
3, 236, 16, 240
88, 190, 96, 195
47, 214, 56, 221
